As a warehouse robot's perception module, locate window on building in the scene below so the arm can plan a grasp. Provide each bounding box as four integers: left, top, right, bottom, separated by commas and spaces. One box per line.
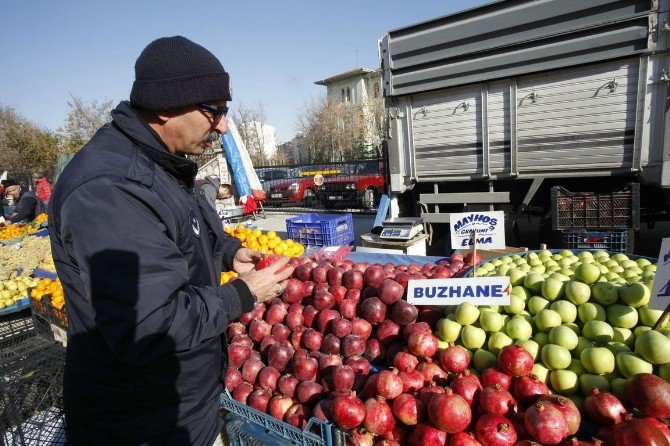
373, 83, 380, 99
341, 88, 345, 103
346, 87, 351, 102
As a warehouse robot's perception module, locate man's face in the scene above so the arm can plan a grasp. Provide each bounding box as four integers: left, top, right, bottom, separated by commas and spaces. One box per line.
165, 101, 229, 156
5, 186, 20, 199
217, 187, 231, 200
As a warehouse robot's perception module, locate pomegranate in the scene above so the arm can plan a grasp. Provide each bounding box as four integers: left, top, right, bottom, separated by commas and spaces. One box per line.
332, 365, 356, 392
393, 350, 419, 371
271, 323, 291, 341
364, 266, 385, 288
228, 344, 251, 369
451, 370, 484, 407
409, 423, 447, 446
376, 319, 401, 345
302, 305, 318, 328
363, 397, 396, 436
259, 335, 278, 355
407, 331, 438, 359
265, 304, 287, 325
481, 367, 512, 390
625, 373, 670, 419
294, 357, 318, 382
351, 428, 375, 446
475, 414, 517, 446
439, 343, 470, 374
322, 334, 342, 355
450, 432, 484, 446
428, 388, 472, 433
612, 414, 670, 446
385, 424, 409, 445
268, 395, 294, 421
345, 355, 371, 376
359, 297, 387, 325
525, 401, 569, 445
327, 267, 345, 286
584, 389, 626, 425
317, 309, 340, 333
331, 318, 353, 338
224, 368, 242, 391
296, 381, 324, 405
399, 369, 425, 393
227, 322, 246, 338
512, 375, 549, 405
390, 300, 418, 326
241, 358, 263, 384
351, 318, 373, 340
363, 339, 384, 366
342, 334, 367, 357
418, 380, 446, 406
281, 278, 305, 304
479, 384, 517, 416
230, 334, 253, 349
375, 369, 403, 399
343, 269, 364, 290
232, 382, 253, 404
362, 374, 380, 399
417, 359, 449, 385
644, 418, 670, 444
498, 345, 534, 377
331, 393, 366, 429
249, 319, 272, 342
318, 354, 343, 374
312, 399, 333, 421
402, 321, 431, 341
391, 393, 425, 426
267, 342, 294, 372
338, 299, 358, 320
538, 395, 581, 436
378, 279, 404, 305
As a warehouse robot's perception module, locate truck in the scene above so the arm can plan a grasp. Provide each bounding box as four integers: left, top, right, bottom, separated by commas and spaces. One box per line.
317, 160, 386, 209
380, 0, 670, 253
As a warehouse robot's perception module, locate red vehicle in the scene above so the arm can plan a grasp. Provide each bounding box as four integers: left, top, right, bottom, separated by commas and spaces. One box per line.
317, 161, 385, 209
266, 177, 317, 205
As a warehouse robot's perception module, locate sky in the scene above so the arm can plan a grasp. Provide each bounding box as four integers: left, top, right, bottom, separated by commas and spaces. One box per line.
0, 0, 488, 143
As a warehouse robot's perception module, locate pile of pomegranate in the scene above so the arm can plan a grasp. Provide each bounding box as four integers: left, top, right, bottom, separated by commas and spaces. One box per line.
224, 253, 670, 446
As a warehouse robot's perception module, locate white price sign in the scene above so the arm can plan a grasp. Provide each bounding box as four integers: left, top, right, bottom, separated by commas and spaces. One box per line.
649, 237, 670, 312
450, 211, 506, 250
407, 277, 511, 306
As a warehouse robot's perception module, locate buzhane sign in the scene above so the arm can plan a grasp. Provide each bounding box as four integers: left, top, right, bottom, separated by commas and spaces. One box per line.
407, 277, 511, 306
650, 237, 670, 312
450, 211, 506, 250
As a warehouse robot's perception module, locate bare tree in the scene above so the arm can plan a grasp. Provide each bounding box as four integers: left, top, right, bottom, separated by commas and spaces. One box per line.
57, 95, 114, 153
233, 102, 271, 165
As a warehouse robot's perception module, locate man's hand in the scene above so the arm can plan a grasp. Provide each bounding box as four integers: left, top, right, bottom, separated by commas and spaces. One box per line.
238, 256, 294, 304
232, 248, 262, 274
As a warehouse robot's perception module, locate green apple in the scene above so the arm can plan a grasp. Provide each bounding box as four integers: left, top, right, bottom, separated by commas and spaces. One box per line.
612, 253, 629, 262
634, 326, 652, 337
549, 325, 579, 350
479, 310, 505, 333
660, 363, 670, 382
455, 302, 480, 325
582, 320, 614, 344
511, 285, 532, 299
564, 323, 581, 336
618, 283, 650, 308
542, 278, 565, 301
436, 318, 462, 343
612, 327, 635, 347
574, 263, 601, 284
534, 309, 562, 333
516, 339, 540, 359
559, 250, 574, 257
559, 268, 575, 277
568, 358, 587, 375
550, 369, 579, 395
635, 330, 670, 364
541, 344, 572, 370
580, 347, 615, 375
519, 264, 532, 273
615, 351, 654, 378
550, 300, 577, 324
533, 332, 550, 348
610, 378, 628, 403
533, 363, 550, 383
550, 273, 571, 283
488, 332, 514, 355
579, 373, 611, 395
460, 325, 487, 350
446, 313, 458, 321
565, 281, 591, 305
497, 265, 511, 276
509, 269, 527, 286
577, 302, 606, 324
473, 348, 497, 372
524, 273, 545, 294
606, 304, 638, 329
528, 296, 550, 315
506, 316, 533, 341
605, 342, 631, 355
638, 305, 669, 328
591, 282, 619, 306
504, 295, 526, 315
531, 265, 546, 274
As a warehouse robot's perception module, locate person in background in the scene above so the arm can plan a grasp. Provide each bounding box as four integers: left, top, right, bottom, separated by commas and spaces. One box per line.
195, 174, 222, 209
32, 172, 53, 204
217, 183, 236, 208
48, 36, 292, 446
2, 182, 46, 224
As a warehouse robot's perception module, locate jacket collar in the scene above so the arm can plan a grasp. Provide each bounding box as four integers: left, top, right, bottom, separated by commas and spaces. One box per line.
111, 101, 198, 188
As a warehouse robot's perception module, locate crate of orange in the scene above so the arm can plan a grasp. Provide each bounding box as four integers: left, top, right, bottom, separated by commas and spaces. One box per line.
30, 278, 68, 329
224, 225, 305, 258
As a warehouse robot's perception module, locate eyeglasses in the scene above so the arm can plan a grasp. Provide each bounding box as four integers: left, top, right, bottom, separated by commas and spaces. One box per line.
197, 103, 228, 123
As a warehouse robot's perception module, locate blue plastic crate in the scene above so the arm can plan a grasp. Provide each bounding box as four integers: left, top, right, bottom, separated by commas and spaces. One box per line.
220, 391, 346, 446
286, 213, 354, 247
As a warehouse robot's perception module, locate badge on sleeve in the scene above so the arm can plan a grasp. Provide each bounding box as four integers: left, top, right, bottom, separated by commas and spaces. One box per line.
188, 209, 201, 238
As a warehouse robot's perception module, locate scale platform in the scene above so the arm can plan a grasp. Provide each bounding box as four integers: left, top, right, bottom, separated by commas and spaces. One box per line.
379, 217, 424, 241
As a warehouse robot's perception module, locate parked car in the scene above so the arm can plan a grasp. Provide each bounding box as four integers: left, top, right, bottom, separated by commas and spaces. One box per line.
317, 161, 385, 209
266, 172, 317, 206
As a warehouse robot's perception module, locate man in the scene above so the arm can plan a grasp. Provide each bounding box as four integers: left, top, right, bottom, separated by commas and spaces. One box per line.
3, 182, 46, 224
218, 183, 236, 208
196, 174, 223, 209
49, 36, 292, 446
32, 172, 53, 204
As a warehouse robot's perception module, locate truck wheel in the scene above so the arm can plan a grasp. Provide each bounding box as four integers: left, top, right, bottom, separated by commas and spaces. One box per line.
363, 188, 376, 209
303, 189, 316, 205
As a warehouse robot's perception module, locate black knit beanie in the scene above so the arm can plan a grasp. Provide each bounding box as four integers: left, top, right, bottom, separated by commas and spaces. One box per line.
130, 36, 232, 111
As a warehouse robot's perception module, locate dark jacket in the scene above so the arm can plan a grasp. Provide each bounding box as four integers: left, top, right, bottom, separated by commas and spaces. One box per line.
8, 187, 45, 223
48, 101, 255, 446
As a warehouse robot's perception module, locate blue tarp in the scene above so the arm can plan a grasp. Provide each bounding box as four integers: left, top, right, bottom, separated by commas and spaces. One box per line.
221, 131, 252, 199
348, 252, 447, 265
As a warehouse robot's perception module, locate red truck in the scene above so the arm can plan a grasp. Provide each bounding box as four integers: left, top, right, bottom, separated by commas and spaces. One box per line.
266, 177, 317, 206
317, 160, 385, 209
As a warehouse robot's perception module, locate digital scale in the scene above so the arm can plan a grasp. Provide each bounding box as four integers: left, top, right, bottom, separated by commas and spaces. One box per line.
379, 217, 424, 241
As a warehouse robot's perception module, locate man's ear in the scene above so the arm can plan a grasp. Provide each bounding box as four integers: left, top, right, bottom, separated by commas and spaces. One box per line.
153, 112, 171, 124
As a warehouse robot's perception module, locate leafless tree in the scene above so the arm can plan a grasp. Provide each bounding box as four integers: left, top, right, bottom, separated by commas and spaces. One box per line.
233, 102, 271, 165
57, 94, 114, 153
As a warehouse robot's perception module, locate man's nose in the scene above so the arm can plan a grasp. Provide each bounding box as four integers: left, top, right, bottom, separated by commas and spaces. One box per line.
214, 118, 228, 135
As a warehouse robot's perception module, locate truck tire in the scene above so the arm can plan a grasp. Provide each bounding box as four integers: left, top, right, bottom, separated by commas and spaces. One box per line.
303, 189, 316, 205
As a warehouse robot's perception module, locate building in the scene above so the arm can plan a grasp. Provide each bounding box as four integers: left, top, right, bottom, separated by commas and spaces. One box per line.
238, 121, 278, 161
314, 67, 382, 105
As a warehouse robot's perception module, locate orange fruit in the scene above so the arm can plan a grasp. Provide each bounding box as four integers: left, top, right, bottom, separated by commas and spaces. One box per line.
267, 230, 277, 240
258, 235, 268, 245
252, 229, 262, 238
273, 245, 285, 255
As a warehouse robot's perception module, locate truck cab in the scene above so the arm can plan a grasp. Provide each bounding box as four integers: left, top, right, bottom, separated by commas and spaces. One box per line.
317, 160, 385, 209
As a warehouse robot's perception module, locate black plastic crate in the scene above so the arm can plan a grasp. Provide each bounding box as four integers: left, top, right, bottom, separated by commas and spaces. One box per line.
1, 339, 66, 445
0, 310, 35, 350
30, 312, 55, 343
551, 183, 639, 230
560, 229, 631, 253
